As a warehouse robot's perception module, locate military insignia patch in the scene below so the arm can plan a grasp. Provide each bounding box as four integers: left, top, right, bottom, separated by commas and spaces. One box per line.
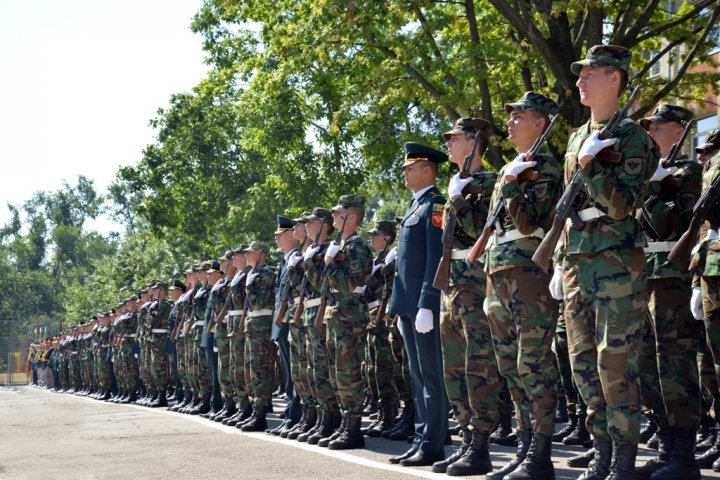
680, 192, 698, 210
432, 211, 443, 228
433, 203, 443, 212
623, 157, 643, 175
349, 259, 361, 272
534, 182, 549, 201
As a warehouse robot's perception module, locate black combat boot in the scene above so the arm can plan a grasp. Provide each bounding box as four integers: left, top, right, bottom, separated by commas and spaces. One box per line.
446, 429, 493, 476
553, 413, 578, 442
365, 400, 396, 438
696, 425, 720, 468
319, 415, 347, 448
605, 441, 637, 480
490, 410, 517, 446
563, 414, 591, 446
328, 416, 365, 450
651, 428, 701, 480
241, 404, 268, 432
387, 404, 415, 440
215, 398, 236, 422
226, 398, 252, 426
189, 394, 211, 415
579, 439, 612, 480
642, 418, 658, 444
289, 405, 317, 440
504, 432, 555, 480
635, 427, 674, 479
236, 406, 257, 429
149, 390, 168, 408
487, 429, 532, 479
179, 393, 198, 414
298, 407, 323, 442
568, 448, 595, 468
696, 415, 716, 453
308, 409, 336, 445
283, 405, 308, 439
432, 427, 472, 473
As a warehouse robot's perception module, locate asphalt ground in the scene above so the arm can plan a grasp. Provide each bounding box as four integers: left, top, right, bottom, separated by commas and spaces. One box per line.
1, 386, 719, 479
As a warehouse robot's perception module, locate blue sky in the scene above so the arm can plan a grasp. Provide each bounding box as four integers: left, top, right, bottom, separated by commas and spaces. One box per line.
0, 0, 209, 234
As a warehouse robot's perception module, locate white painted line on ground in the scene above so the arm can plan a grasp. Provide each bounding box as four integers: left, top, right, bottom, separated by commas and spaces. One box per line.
35, 389, 448, 480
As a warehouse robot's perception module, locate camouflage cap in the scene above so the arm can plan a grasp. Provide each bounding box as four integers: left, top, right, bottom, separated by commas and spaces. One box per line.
154, 281, 169, 290
442, 117, 492, 141
233, 244, 249, 254
402, 142, 449, 167
332, 194, 366, 211
305, 207, 333, 224
184, 264, 201, 274
640, 104, 694, 130
570, 44, 632, 75
504, 91, 559, 115
368, 220, 397, 237
293, 211, 312, 224
697, 129, 720, 154
247, 241, 270, 254
223, 250, 235, 260
274, 215, 296, 234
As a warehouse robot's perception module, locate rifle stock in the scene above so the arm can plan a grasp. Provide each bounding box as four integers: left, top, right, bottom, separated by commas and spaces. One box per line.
532, 214, 565, 271
465, 223, 493, 267
668, 216, 703, 271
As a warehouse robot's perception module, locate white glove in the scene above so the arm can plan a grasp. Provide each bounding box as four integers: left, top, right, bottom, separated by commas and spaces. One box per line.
649, 161, 677, 182
549, 265, 563, 300
303, 244, 321, 262
504, 154, 536, 179
578, 130, 617, 159
288, 254, 302, 269
691, 287, 704, 321
325, 243, 341, 260
245, 271, 259, 287
448, 173, 473, 198
415, 308, 434, 333
384, 247, 398, 265
482, 297, 489, 316
371, 262, 382, 275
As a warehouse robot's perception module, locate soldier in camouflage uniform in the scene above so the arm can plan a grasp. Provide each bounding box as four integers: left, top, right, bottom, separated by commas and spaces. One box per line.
136, 286, 153, 405
121, 296, 141, 403
432, 117, 501, 476
188, 263, 214, 415
635, 105, 702, 480
166, 279, 187, 405
148, 281, 172, 408
169, 271, 195, 412
483, 92, 563, 479
240, 241, 277, 431
321, 194, 372, 450
557, 45, 659, 479
362, 220, 398, 438
178, 269, 203, 413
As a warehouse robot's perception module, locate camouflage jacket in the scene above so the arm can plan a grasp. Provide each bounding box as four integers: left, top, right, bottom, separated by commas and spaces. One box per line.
560, 119, 659, 255
303, 240, 331, 299
366, 251, 395, 324
245, 266, 276, 313
446, 168, 496, 286
641, 156, 702, 279
149, 299, 172, 331
226, 267, 250, 334
698, 152, 720, 277
486, 151, 562, 274
326, 233, 373, 313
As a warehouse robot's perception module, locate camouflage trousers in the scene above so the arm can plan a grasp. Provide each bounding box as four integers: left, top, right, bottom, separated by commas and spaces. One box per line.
175, 339, 189, 392
487, 265, 558, 436
366, 316, 397, 403
325, 316, 339, 405
96, 349, 112, 390
388, 323, 413, 405
701, 276, 720, 412
245, 314, 274, 407
440, 283, 501, 432
150, 336, 170, 394
555, 319, 587, 417
305, 307, 337, 412
120, 341, 140, 393
562, 247, 646, 444
215, 326, 234, 400
639, 277, 701, 430
329, 306, 369, 418
290, 318, 315, 406
191, 332, 211, 397
69, 354, 81, 389
698, 326, 720, 420
140, 341, 153, 391
229, 331, 250, 404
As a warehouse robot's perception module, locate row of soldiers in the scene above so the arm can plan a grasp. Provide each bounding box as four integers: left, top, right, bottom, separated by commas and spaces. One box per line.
25, 43, 720, 480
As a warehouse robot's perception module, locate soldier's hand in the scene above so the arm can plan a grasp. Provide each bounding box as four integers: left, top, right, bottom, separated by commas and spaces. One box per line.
371, 261, 382, 275
304, 244, 321, 262
578, 130, 617, 166
288, 254, 303, 269
324, 243, 341, 264
414, 308, 434, 333
549, 264, 563, 300
503, 153, 536, 182
448, 173, 473, 198
649, 161, 678, 182
245, 271, 259, 287
691, 287, 704, 320
384, 247, 397, 265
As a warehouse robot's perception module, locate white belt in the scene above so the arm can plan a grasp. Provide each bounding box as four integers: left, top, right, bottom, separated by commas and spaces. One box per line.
367, 300, 380, 309
330, 287, 366, 295
292, 296, 302, 305
304, 298, 321, 308
151, 329, 168, 334
451, 248, 472, 260
692, 229, 720, 255
228, 310, 243, 316
576, 207, 604, 222
492, 227, 544, 246
644, 241, 678, 254
124, 334, 136, 338
248, 308, 273, 318
192, 321, 205, 327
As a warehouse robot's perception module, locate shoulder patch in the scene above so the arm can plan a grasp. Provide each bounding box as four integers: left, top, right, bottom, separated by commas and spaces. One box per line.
433, 203, 443, 212
432, 211, 443, 228
624, 157, 644, 176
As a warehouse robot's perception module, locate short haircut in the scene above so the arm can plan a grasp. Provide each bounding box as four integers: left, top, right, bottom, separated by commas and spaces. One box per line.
604, 65, 628, 97
347, 206, 365, 224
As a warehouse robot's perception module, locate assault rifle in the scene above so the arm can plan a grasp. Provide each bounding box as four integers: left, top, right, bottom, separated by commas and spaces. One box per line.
275, 231, 308, 327
315, 216, 348, 328
292, 226, 324, 326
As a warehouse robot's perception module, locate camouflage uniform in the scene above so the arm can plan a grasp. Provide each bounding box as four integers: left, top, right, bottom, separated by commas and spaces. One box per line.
191, 282, 212, 399
149, 296, 172, 397
560, 114, 659, 445
227, 267, 251, 407
486, 145, 562, 438
210, 278, 234, 406
440, 165, 502, 433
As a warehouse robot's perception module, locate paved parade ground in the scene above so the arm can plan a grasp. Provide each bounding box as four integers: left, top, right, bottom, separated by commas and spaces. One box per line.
0, 386, 717, 480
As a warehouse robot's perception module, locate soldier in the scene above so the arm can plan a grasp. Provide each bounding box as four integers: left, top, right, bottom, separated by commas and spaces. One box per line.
240, 241, 277, 431
389, 144, 448, 467
362, 220, 398, 438
483, 93, 563, 479
147, 281, 173, 408
166, 278, 187, 405
635, 105, 702, 480
201, 260, 226, 417
320, 194, 373, 450
556, 45, 659, 478
188, 262, 217, 415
